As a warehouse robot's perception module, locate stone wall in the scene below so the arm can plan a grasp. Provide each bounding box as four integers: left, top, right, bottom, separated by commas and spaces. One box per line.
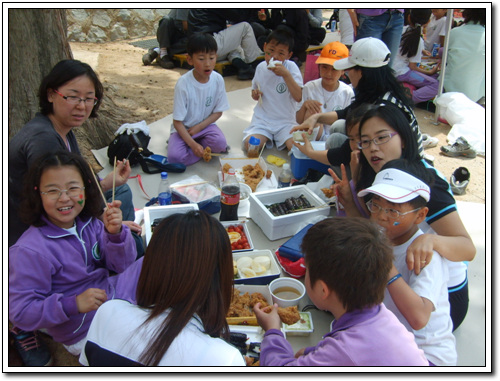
66, 9, 171, 43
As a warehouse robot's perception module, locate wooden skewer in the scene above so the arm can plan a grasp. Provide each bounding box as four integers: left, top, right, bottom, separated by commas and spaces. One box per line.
111, 156, 117, 203
88, 163, 108, 208
209, 152, 225, 157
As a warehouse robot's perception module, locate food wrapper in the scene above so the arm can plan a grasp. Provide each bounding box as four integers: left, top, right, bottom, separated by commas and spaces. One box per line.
171, 175, 221, 214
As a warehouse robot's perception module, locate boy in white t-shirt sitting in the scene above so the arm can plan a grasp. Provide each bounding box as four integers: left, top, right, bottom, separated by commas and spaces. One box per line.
242, 29, 303, 152
423, 9, 447, 55
168, 33, 230, 166
358, 159, 457, 366
296, 41, 354, 142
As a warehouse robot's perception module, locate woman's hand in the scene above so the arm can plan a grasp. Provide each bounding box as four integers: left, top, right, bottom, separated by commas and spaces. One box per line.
292, 134, 314, 155
406, 233, 435, 275
103, 200, 123, 235
76, 288, 107, 313
254, 302, 281, 332
122, 220, 142, 235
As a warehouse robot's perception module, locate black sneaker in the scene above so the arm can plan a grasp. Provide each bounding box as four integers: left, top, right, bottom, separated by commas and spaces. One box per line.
10, 327, 53, 366
450, 167, 470, 195
142, 48, 158, 66
440, 137, 477, 158
158, 55, 175, 69
237, 66, 255, 80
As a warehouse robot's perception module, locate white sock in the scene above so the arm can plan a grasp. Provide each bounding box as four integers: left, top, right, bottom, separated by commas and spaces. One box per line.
160, 48, 167, 58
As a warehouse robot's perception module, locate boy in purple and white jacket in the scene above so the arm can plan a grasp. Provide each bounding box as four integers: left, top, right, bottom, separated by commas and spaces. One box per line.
254, 217, 429, 366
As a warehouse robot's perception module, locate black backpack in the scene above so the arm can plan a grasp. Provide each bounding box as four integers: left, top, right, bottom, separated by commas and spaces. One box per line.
107, 132, 185, 174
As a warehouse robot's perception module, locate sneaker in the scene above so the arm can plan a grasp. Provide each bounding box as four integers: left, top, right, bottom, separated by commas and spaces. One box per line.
421, 133, 439, 149
142, 48, 158, 66
158, 55, 175, 70
10, 327, 53, 366
450, 167, 470, 195
236, 66, 255, 80
440, 137, 477, 158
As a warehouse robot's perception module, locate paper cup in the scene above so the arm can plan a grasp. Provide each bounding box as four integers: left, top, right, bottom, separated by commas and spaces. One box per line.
269, 277, 305, 308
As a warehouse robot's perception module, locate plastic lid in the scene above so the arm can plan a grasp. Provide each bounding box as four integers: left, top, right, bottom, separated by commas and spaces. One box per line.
161, 172, 168, 179
228, 168, 236, 175
249, 136, 261, 146
282, 163, 290, 170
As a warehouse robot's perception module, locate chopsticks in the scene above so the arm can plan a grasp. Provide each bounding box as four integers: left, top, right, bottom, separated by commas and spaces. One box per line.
88, 163, 108, 208
111, 156, 117, 203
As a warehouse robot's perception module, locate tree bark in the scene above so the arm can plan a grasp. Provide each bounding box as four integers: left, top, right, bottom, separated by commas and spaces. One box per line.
8, 8, 134, 169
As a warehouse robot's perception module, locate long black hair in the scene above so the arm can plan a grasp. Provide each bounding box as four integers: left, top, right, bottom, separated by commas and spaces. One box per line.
400, 9, 432, 58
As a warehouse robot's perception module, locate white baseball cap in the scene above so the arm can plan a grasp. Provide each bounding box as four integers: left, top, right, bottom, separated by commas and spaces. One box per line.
357, 168, 431, 203
334, 37, 391, 70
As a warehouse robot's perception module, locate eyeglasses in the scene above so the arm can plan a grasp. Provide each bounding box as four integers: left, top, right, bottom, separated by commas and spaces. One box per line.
40, 186, 85, 200
53, 89, 98, 106
357, 132, 398, 150
366, 199, 421, 220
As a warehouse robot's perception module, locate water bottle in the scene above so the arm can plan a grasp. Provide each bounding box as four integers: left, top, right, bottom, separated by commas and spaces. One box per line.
247, 136, 261, 158
158, 172, 172, 205
219, 168, 240, 221
278, 163, 292, 188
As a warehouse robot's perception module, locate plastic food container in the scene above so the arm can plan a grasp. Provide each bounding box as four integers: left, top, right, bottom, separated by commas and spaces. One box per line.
282, 312, 314, 336
249, 185, 330, 240
233, 250, 280, 285
143, 204, 199, 245
221, 220, 254, 252
290, 141, 330, 179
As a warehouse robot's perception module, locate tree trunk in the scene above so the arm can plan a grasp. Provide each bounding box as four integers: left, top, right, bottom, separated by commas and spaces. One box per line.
8, 8, 134, 169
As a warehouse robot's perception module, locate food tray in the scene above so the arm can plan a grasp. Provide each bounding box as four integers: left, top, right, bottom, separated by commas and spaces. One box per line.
143, 204, 199, 245
227, 285, 273, 326
220, 220, 254, 252
219, 156, 277, 191
282, 312, 314, 336
233, 250, 281, 285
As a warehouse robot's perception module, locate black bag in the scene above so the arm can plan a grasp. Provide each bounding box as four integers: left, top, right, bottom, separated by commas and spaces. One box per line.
107, 131, 152, 166
107, 132, 186, 174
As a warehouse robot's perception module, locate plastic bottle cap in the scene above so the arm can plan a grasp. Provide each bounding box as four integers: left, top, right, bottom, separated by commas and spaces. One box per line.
249, 136, 261, 146
282, 163, 290, 170
228, 168, 236, 175
161, 172, 168, 179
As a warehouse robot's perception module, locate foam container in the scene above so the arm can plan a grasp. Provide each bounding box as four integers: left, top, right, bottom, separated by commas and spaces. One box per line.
143, 204, 199, 245
290, 141, 330, 179
249, 185, 330, 240
233, 249, 280, 285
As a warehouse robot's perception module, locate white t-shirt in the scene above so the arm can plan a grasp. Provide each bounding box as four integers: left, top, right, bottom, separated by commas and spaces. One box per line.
79, 299, 245, 366
383, 230, 457, 366
171, 70, 230, 132
392, 25, 425, 77
424, 15, 447, 51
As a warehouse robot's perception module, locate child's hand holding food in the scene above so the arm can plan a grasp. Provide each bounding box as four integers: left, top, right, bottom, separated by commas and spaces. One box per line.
254, 302, 281, 331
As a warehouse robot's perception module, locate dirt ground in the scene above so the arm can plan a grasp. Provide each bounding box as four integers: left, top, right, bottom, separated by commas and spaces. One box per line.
9, 34, 486, 368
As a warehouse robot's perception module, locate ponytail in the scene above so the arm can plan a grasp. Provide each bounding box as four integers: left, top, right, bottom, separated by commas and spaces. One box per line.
400, 9, 432, 58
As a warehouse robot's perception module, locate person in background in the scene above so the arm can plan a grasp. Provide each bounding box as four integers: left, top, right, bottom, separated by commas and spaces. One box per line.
296, 41, 353, 142
338, 9, 355, 48
392, 9, 439, 105
142, 9, 189, 69
167, 33, 230, 166
243, 29, 303, 153
423, 9, 448, 54
79, 211, 245, 366
188, 9, 262, 80
306, 9, 327, 45
358, 160, 457, 365
254, 217, 429, 366
443, 8, 486, 103
348, 9, 405, 68
9, 151, 142, 358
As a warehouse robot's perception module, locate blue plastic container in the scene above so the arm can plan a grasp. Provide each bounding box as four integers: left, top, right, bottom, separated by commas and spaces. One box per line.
290, 141, 330, 179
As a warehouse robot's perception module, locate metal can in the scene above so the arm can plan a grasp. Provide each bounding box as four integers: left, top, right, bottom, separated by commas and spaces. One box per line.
431, 43, 440, 57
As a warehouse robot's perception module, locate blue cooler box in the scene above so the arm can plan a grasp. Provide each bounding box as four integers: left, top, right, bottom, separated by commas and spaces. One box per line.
290, 141, 330, 179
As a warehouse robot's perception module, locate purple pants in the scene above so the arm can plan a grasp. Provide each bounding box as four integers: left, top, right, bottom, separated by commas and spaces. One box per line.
167, 123, 227, 166
397, 70, 439, 104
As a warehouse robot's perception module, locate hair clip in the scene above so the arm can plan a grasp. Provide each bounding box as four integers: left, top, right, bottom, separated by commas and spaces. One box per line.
34, 186, 38, 190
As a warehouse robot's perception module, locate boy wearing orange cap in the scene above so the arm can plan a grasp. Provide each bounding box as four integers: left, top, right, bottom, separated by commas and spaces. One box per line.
296, 41, 354, 141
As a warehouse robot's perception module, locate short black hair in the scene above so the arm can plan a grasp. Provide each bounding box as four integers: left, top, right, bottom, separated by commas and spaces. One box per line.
187, 33, 218, 55
266, 27, 294, 52
345, 103, 377, 134
302, 217, 393, 312
462, 9, 486, 26
39, 60, 103, 118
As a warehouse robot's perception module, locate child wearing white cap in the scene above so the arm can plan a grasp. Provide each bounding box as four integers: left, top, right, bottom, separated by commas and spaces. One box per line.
296, 42, 354, 142
358, 159, 457, 366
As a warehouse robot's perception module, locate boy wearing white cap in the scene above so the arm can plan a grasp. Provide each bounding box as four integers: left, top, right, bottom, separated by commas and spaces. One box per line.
296, 42, 354, 141
358, 159, 457, 366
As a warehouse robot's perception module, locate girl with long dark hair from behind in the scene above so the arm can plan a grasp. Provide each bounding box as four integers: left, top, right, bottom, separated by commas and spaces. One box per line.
80, 210, 245, 366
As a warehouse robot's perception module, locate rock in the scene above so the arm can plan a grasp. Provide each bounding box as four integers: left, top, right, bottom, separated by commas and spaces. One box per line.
92, 11, 111, 28
87, 26, 107, 43
110, 24, 128, 41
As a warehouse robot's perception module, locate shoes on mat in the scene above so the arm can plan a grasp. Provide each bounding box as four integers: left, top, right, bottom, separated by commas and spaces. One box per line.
159, 55, 175, 69
142, 48, 158, 66
450, 167, 470, 195
9, 327, 53, 366
422, 133, 439, 149
440, 136, 477, 158
237, 66, 255, 80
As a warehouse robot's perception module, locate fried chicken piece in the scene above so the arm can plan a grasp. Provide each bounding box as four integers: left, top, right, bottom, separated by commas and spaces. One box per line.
321, 187, 335, 198
266, 170, 272, 179
222, 163, 233, 173
249, 292, 269, 308
203, 146, 212, 162
277, 306, 301, 325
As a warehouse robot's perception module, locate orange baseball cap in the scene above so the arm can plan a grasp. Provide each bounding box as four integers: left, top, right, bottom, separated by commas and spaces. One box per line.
315, 42, 349, 66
